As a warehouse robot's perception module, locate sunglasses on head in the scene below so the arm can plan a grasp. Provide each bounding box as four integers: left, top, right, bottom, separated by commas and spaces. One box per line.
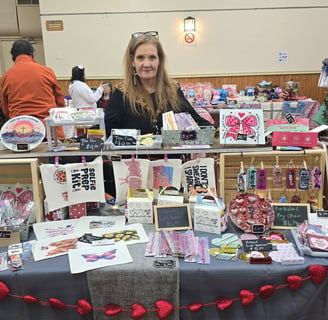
131, 31, 159, 39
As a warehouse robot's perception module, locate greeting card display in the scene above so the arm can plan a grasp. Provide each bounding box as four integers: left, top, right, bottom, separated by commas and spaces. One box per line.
219, 109, 265, 145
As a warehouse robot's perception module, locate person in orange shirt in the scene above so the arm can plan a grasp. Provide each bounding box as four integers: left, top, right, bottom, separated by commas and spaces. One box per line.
0, 39, 65, 138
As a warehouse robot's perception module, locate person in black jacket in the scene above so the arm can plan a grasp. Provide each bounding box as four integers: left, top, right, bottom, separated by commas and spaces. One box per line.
97, 81, 113, 109
104, 31, 211, 136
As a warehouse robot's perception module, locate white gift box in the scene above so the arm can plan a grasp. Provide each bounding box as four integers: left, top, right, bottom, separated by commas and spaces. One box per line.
157, 186, 184, 206
193, 195, 224, 235
127, 188, 153, 224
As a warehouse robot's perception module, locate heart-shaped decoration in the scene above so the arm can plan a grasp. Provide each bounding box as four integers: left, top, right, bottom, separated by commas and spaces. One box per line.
215, 297, 233, 310
49, 298, 67, 310
23, 295, 39, 304
16, 187, 23, 194
76, 299, 92, 315
240, 290, 255, 306
105, 304, 122, 316
131, 303, 147, 319
188, 302, 203, 312
0, 282, 10, 300
238, 112, 245, 118
309, 265, 327, 284
259, 285, 276, 299
287, 275, 303, 290
155, 300, 174, 319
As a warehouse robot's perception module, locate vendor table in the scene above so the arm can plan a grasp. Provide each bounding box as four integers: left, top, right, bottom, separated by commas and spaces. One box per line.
0, 224, 328, 320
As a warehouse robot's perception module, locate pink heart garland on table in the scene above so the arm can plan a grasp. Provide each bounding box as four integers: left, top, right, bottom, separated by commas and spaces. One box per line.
287, 275, 303, 290
131, 303, 147, 319
188, 302, 203, 312
0, 282, 10, 299
105, 304, 122, 316
49, 298, 67, 310
23, 295, 39, 304
216, 297, 233, 310
155, 300, 174, 319
309, 265, 327, 284
76, 299, 92, 315
259, 285, 276, 299
240, 290, 255, 306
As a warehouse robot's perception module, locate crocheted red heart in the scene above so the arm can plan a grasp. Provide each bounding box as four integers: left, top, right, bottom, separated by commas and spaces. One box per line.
287, 275, 303, 290
309, 265, 327, 284
49, 298, 67, 310
76, 299, 92, 315
155, 299, 174, 319
0, 282, 9, 300
215, 297, 233, 310
188, 302, 203, 312
23, 295, 39, 304
240, 290, 255, 306
105, 304, 122, 316
259, 285, 276, 299
131, 302, 147, 319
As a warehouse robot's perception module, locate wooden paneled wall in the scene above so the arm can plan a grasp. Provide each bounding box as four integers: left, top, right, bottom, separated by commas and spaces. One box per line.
58, 73, 327, 104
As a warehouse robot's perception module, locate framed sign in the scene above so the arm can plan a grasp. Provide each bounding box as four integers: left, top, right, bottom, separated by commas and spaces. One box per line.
272, 203, 310, 229
154, 204, 192, 231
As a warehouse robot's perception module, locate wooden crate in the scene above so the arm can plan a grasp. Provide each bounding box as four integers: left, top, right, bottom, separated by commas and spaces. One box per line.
0, 158, 44, 222
219, 147, 326, 209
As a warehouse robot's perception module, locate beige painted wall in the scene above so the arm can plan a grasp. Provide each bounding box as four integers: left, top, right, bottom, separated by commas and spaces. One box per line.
1, 1, 328, 79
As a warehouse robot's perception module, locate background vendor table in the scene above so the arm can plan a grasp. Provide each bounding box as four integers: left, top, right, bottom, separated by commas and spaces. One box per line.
0, 224, 328, 320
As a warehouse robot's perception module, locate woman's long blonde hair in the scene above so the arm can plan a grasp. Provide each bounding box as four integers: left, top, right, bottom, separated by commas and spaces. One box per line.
122, 34, 180, 118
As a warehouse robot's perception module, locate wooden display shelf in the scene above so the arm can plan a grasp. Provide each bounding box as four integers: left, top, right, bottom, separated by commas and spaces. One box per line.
0, 158, 44, 222
219, 147, 326, 209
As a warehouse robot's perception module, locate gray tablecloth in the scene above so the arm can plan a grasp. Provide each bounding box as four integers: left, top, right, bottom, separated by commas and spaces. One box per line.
87, 224, 180, 320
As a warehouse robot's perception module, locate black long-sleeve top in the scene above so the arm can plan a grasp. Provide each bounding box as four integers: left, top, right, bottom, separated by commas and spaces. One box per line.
104, 86, 211, 136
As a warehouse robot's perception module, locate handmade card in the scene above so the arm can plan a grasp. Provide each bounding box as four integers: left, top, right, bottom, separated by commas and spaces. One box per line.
32, 219, 81, 241
219, 109, 265, 145
92, 223, 149, 245
148, 158, 182, 198
68, 241, 133, 274
181, 158, 217, 194
32, 235, 89, 261
75, 216, 126, 234
112, 158, 150, 203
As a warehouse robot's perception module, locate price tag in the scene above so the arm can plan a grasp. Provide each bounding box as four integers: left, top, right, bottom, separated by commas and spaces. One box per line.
80, 138, 103, 151
242, 239, 272, 252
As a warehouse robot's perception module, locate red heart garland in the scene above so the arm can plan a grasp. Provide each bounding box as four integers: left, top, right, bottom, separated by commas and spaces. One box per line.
259, 285, 276, 299
240, 290, 255, 306
188, 302, 203, 312
155, 300, 174, 319
23, 295, 39, 304
309, 265, 327, 284
49, 298, 67, 310
287, 275, 303, 290
0, 282, 10, 300
76, 299, 92, 315
105, 303, 122, 316
215, 297, 233, 310
131, 303, 147, 319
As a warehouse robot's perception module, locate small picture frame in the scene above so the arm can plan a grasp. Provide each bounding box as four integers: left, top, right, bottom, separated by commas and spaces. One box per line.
154, 204, 192, 231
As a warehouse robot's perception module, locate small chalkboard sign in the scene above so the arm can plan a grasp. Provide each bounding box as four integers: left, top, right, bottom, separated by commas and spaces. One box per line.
251, 224, 265, 234
242, 239, 272, 252
112, 135, 137, 146
237, 133, 247, 141
0, 230, 12, 238
272, 203, 310, 229
180, 131, 197, 141
317, 210, 328, 218
154, 204, 192, 231
80, 138, 103, 151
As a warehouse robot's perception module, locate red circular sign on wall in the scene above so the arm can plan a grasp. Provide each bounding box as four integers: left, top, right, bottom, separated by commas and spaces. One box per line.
184, 33, 195, 43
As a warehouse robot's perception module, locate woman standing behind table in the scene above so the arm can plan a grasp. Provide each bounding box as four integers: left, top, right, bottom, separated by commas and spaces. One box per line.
104, 31, 211, 136
97, 81, 113, 109
69, 65, 105, 110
